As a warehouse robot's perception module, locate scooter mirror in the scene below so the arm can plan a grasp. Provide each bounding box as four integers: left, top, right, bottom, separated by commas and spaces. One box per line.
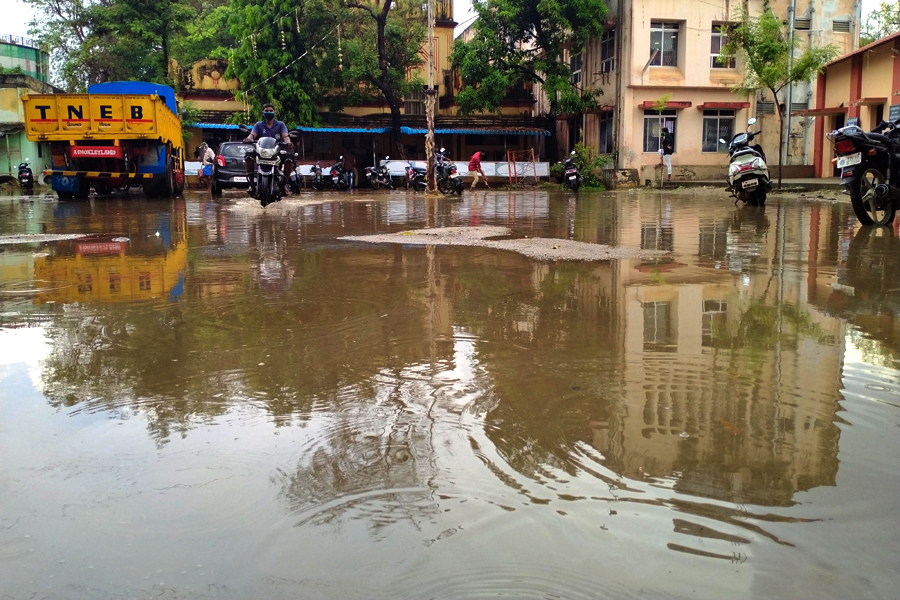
25, 158, 30, 164
747, 117, 757, 126
385, 156, 390, 160
719, 138, 727, 144
570, 150, 576, 156
339, 155, 343, 160
440, 147, 445, 153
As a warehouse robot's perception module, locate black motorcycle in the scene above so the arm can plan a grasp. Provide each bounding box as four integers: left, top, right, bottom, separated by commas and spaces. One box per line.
562, 151, 581, 191
406, 161, 427, 192
828, 119, 900, 226
18, 159, 34, 192
435, 149, 464, 195
366, 156, 395, 190
246, 136, 291, 207
330, 157, 350, 191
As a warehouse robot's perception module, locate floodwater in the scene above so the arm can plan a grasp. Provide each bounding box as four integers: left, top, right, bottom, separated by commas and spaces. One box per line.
0, 187, 898, 600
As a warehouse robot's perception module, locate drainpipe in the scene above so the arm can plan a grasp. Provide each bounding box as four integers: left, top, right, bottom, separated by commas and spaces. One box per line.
784, 0, 797, 169
803, 7, 815, 166
614, 0, 624, 169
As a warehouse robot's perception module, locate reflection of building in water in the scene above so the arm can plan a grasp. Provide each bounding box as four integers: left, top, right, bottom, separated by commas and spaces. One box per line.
582, 198, 848, 506
33, 207, 187, 304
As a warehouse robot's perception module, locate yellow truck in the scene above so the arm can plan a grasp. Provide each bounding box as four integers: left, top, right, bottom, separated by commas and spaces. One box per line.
21, 81, 185, 199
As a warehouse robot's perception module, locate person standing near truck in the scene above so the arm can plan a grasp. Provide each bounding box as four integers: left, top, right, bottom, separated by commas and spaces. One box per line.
243, 103, 294, 195
198, 142, 215, 188
468, 149, 489, 190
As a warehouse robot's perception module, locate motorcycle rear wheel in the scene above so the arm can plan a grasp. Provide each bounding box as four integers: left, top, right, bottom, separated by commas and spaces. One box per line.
850, 167, 896, 226
310, 179, 323, 191
413, 177, 426, 192
371, 179, 380, 191
438, 178, 452, 194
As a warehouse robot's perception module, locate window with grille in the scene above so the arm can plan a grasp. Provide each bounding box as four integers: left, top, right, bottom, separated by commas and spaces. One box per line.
599, 111, 614, 154
650, 22, 679, 67
794, 18, 811, 30
702, 109, 734, 152
833, 20, 851, 33
570, 52, 582, 86
710, 24, 735, 68
702, 300, 728, 347
600, 29, 616, 73
404, 89, 425, 115
643, 109, 676, 153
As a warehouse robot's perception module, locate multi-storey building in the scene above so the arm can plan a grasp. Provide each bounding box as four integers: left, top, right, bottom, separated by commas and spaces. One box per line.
545, 0, 860, 184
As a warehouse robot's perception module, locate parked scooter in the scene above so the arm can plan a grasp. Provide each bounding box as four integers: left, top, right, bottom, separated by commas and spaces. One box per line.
366, 156, 396, 190
18, 158, 34, 192
827, 118, 900, 226
562, 151, 581, 191
435, 148, 465, 195
721, 117, 770, 207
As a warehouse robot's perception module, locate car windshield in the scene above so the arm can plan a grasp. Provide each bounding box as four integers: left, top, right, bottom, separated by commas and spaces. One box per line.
221, 144, 254, 158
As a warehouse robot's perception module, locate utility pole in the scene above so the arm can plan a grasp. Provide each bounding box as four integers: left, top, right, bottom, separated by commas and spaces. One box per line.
425, 0, 438, 193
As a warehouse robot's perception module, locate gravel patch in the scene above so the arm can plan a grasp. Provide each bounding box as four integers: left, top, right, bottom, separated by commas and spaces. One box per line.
340, 226, 670, 262
0, 233, 86, 245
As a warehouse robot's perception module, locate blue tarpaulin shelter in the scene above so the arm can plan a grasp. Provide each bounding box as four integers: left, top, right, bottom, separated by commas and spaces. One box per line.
399, 126, 550, 136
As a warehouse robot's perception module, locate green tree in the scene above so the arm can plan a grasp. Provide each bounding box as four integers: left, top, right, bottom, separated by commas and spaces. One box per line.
344, 0, 426, 158
722, 4, 838, 188
225, 0, 346, 127
450, 0, 607, 159
170, 1, 234, 67
860, 1, 900, 45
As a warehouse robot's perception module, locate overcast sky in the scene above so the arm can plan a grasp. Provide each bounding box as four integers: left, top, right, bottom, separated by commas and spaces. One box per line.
2, 0, 880, 43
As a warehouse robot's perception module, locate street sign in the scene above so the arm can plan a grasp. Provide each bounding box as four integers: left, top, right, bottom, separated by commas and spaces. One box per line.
889, 104, 900, 121
846, 117, 859, 127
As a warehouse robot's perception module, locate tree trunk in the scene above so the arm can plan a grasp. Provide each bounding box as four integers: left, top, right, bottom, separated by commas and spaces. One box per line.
389, 101, 405, 160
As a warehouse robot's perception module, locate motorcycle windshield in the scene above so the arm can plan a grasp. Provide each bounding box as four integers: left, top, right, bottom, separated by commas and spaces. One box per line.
258, 137, 277, 150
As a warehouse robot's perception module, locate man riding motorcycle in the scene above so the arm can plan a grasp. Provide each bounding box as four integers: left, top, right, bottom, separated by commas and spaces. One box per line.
243, 103, 295, 196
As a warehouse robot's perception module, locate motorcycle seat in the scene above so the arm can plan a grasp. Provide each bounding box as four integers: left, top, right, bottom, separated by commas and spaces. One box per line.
862, 131, 892, 145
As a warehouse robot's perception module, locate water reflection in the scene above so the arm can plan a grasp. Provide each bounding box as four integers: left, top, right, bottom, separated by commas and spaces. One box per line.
2, 190, 899, 597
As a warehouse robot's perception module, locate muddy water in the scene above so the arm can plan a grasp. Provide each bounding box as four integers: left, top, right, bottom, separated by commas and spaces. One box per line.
1, 188, 898, 599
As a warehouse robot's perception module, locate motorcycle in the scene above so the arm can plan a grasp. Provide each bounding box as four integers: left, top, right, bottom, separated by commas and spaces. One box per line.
827, 118, 900, 226
330, 157, 350, 191
406, 161, 427, 192
562, 151, 581, 191
435, 148, 464, 195
366, 156, 396, 190
245, 136, 291, 207
18, 158, 34, 192
720, 117, 770, 207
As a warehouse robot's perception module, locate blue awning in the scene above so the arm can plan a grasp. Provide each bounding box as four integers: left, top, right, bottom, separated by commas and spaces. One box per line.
400, 126, 550, 136
192, 123, 246, 130
296, 126, 392, 133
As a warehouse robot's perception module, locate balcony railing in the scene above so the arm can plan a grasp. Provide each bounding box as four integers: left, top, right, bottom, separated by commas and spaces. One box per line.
0, 34, 41, 50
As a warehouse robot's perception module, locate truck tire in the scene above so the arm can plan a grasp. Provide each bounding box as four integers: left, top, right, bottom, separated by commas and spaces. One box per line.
164, 158, 175, 197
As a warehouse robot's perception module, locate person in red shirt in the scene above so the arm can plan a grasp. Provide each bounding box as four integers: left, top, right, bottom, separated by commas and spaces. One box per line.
468, 149, 489, 190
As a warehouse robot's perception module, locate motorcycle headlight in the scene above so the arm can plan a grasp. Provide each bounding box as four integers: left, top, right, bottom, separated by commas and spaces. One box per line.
259, 147, 277, 159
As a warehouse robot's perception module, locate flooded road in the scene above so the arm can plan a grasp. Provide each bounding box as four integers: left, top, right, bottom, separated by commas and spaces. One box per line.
1, 188, 898, 599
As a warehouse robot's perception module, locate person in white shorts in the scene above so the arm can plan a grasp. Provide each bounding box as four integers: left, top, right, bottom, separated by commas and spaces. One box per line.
659, 127, 674, 181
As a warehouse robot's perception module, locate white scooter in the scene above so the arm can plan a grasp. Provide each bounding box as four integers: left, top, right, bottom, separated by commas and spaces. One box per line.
721, 117, 771, 207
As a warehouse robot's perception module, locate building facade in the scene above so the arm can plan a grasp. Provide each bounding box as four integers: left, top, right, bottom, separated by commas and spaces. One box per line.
544, 0, 859, 184
800, 31, 900, 178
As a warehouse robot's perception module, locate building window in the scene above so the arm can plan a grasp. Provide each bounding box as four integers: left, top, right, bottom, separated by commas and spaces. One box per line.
570, 52, 582, 86
710, 24, 735, 68
832, 20, 851, 33
650, 22, 679, 67
642, 301, 675, 351
404, 89, 425, 115
702, 109, 734, 152
702, 299, 728, 347
643, 109, 676, 153
600, 29, 616, 73
598, 111, 614, 154
641, 224, 674, 252
794, 18, 811, 30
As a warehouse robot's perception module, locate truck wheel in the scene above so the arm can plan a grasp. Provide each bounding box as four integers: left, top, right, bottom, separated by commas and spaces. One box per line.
165, 158, 175, 197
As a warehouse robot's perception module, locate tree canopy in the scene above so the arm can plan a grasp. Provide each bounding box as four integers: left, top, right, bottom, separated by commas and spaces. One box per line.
721, 4, 837, 186
449, 0, 608, 116
860, 1, 900, 46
